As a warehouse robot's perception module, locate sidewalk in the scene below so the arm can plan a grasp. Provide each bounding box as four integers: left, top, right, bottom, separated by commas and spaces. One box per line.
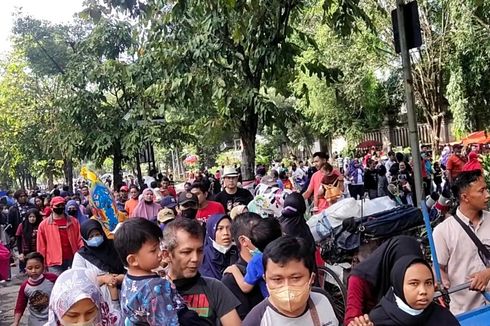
0, 269, 29, 325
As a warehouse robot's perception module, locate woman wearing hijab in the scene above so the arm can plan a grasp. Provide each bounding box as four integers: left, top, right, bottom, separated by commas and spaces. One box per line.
200, 214, 238, 280
130, 188, 161, 221
46, 268, 121, 325
65, 200, 89, 225
16, 208, 43, 272
72, 220, 126, 304
344, 235, 423, 325
277, 192, 315, 253
361, 255, 459, 326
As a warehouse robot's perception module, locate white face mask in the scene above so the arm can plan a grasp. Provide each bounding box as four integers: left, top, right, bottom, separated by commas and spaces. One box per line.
211, 239, 232, 254
60, 316, 96, 326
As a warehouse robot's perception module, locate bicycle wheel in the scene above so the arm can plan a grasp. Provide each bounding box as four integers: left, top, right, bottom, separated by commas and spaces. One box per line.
317, 265, 347, 323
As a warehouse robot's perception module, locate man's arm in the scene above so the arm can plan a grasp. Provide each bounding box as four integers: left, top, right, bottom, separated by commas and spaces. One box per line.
220, 309, 241, 326
469, 268, 490, 292
303, 179, 314, 200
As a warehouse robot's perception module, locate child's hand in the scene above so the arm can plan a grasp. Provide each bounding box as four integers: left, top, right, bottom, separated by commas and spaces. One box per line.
223, 264, 239, 275
18, 254, 24, 262
348, 314, 374, 326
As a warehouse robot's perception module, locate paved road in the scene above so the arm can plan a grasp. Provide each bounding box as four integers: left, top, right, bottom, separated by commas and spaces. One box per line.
0, 266, 29, 326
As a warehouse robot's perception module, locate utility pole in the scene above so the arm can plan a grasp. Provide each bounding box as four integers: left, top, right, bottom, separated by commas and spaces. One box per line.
396, 0, 423, 206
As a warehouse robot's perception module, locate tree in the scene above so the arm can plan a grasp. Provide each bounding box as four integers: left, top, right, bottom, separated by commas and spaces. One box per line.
102, 0, 372, 180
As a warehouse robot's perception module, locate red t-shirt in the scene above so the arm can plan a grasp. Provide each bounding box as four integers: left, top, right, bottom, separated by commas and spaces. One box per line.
344, 275, 376, 325
54, 219, 74, 261
446, 154, 466, 179
196, 201, 225, 223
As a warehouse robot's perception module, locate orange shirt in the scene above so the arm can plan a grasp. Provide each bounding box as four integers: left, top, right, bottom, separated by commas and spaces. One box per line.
309, 171, 328, 213
124, 198, 139, 217
446, 154, 466, 179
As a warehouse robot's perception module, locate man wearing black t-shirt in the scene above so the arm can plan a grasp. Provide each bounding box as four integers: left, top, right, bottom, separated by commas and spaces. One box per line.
214, 167, 253, 213
162, 218, 241, 326
222, 213, 264, 320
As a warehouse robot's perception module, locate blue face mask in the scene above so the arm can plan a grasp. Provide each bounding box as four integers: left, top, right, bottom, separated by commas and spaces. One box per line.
86, 235, 104, 248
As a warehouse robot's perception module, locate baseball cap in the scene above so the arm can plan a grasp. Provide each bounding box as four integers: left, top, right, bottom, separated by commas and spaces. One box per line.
157, 208, 175, 224
160, 195, 177, 209
178, 191, 198, 206
120, 185, 129, 192
50, 196, 66, 207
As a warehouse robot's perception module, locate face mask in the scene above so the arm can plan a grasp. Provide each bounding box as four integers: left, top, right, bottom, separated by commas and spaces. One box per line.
267, 276, 313, 313
212, 239, 232, 254
53, 207, 65, 215
68, 210, 78, 216
86, 235, 104, 248
249, 248, 261, 257
60, 316, 97, 326
181, 208, 197, 219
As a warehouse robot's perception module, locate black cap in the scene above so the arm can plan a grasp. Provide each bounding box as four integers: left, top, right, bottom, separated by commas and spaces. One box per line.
178, 191, 198, 205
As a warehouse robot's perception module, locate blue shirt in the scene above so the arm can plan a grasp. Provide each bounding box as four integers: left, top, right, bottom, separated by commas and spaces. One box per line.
244, 253, 268, 297
120, 273, 180, 326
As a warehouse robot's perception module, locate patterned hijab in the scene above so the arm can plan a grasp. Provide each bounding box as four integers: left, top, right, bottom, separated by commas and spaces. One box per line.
46, 268, 121, 325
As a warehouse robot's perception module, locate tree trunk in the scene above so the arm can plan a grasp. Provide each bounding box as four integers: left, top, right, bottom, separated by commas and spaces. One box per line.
46, 165, 54, 190
239, 109, 258, 181
63, 158, 74, 192
135, 153, 143, 187
113, 139, 124, 191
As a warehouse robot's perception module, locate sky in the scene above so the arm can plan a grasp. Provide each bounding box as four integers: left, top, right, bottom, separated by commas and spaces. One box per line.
0, 0, 85, 55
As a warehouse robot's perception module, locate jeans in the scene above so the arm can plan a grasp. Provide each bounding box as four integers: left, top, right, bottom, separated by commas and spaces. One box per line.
48, 259, 73, 275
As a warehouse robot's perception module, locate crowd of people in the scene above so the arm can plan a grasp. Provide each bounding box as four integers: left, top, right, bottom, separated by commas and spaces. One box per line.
0, 145, 487, 325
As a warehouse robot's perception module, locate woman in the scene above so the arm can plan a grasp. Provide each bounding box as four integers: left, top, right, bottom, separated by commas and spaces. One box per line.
277, 192, 315, 254
16, 208, 43, 272
344, 236, 423, 325
46, 268, 121, 325
72, 219, 126, 304
359, 255, 459, 325
348, 159, 365, 199
130, 189, 161, 221
462, 151, 482, 172
200, 214, 238, 280
65, 200, 89, 225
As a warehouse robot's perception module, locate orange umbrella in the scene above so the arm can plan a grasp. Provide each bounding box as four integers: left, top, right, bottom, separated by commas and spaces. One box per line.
462, 131, 490, 146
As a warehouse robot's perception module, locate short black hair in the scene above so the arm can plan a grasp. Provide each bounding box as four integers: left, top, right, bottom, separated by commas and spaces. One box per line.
453, 170, 483, 199
231, 212, 262, 250
313, 152, 329, 160
191, 181, 209, 194
263, 236, 315, 274
129, 185, 139, 191
388, 151, 395, 156
395, 152, 405, 163
13, 189, 27, 200
150, 181, 158, 188
114, 218, 163, 266
322, 162, 333, 173
249, 217, 282, 252
162, 218, 205, 252
25, 252, 44, 265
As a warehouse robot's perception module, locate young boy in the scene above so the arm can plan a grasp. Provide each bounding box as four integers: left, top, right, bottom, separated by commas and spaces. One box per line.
114, 218, 199, 326
224, 217, 282, 297
14, 252, 57, 326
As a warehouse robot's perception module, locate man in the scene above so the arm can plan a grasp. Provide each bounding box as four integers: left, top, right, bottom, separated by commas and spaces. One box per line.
80, 185, 90, 208
177, 191, 199, 219
160, 177, 177, 198
190, 182, 225, 223
446, 144, 466, 185
222, 213, 268, 319
434, 170, 490, 315
215, 167, 253, 213
243, 236, 338, 326
8, 189, 35, 238
37, 196, 83, 274
303, 152, 329, 213
116, 185, 128, 213
162, 218, 242, 326
384, 151, 396, 180
124, 185, 139, 217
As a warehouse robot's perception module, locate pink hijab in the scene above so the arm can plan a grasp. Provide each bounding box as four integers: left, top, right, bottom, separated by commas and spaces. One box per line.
130, 189, 161, 220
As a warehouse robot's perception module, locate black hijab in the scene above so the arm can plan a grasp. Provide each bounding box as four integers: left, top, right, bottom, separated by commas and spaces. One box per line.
22, 208, 42, 248
78, 219, 125, 274
350, 235, 423, 301
369, 256, 460, 326
277, 192, 315, 252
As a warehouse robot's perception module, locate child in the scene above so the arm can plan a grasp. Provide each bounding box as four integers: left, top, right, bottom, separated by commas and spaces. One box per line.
16, 208, 43, 274
114, 218, 198, 326
14, 252, 57, 326
224, 217, 282, 298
